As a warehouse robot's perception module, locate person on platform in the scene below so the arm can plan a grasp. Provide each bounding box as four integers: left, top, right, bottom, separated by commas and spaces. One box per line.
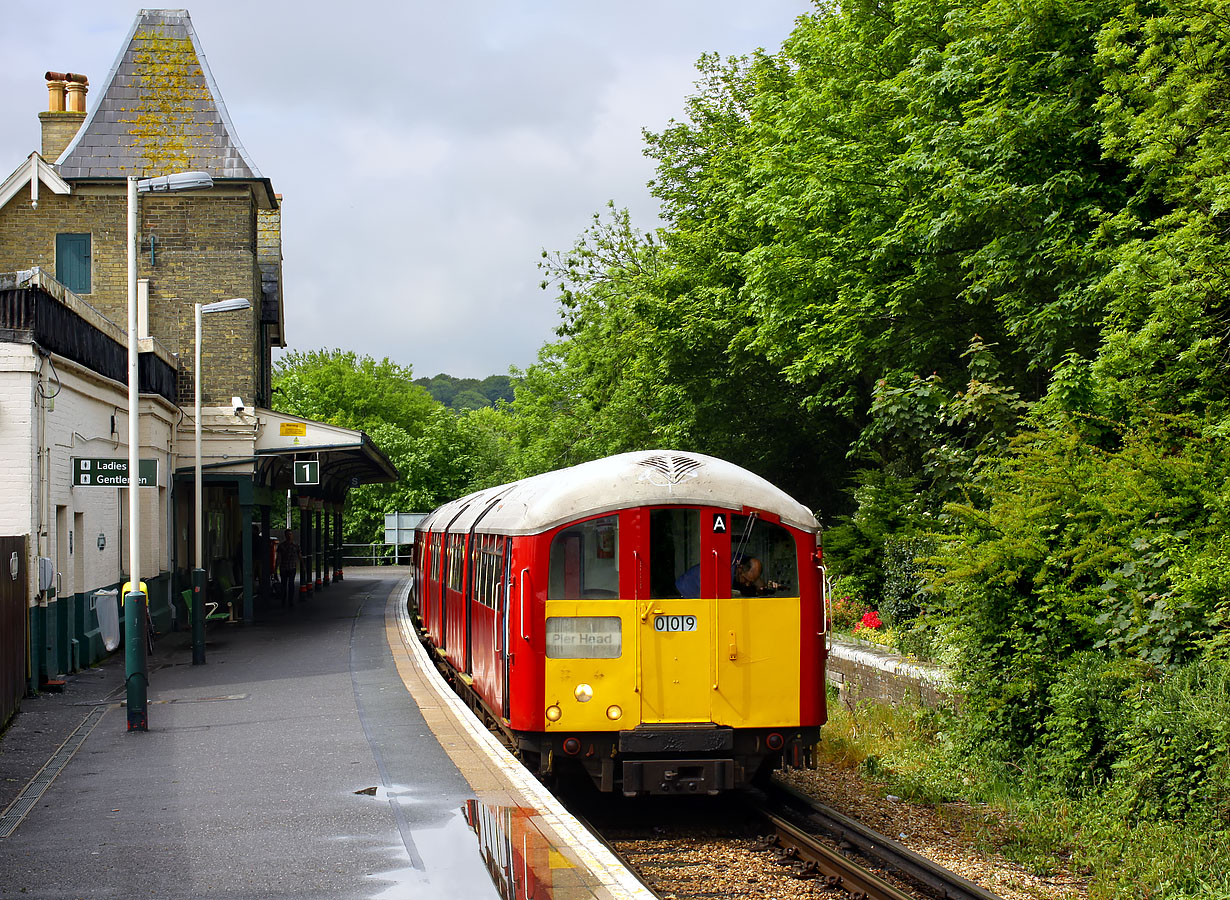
277, 530, 300, 608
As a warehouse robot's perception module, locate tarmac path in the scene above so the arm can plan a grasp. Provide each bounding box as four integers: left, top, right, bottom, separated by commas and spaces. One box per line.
0, 569, 502, 899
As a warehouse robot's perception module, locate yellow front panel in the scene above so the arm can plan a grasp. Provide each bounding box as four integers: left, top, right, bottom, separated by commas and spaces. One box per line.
637, 599, 714, 723
543, 600, 639, 732
541, 597, 801, 731
713, 597, 801, 727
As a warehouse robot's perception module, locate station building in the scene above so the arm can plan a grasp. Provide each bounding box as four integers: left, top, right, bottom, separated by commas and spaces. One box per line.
0, 9, 396, 724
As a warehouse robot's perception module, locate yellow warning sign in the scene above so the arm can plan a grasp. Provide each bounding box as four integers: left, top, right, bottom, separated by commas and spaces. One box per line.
279, 422, 307, 437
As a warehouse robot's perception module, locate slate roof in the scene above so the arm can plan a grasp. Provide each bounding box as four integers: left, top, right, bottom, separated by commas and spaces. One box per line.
56, 8, 262, 180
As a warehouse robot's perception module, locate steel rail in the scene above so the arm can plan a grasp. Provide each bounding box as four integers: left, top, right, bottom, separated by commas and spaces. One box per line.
760, 780, 1007, 900
762, 808, 917, 900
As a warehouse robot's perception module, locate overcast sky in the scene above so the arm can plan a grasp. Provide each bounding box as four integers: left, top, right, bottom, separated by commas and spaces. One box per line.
1, 1, 816, 379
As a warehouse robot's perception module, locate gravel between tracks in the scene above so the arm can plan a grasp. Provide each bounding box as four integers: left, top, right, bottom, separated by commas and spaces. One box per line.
605, 765, 1088, 900
776, 766, 1089, 900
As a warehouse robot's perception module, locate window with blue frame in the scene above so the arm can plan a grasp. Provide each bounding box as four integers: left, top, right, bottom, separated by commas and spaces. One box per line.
55, 233, 91, 294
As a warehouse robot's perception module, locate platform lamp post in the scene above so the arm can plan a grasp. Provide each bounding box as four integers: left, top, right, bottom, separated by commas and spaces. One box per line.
126, 170, 214, 731
192, 297, 250, 665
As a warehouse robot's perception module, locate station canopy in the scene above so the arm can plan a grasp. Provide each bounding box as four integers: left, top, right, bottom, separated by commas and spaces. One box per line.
252, 408, 398, 500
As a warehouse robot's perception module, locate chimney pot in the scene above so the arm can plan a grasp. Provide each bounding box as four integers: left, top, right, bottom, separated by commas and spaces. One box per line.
46, 79, 66, 113
40, 70, 88, 159
44, 71, 88, 85
65, 80, 88, 113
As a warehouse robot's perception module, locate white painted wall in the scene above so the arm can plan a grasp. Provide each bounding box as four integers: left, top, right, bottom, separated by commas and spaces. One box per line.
2, 343, 177, 606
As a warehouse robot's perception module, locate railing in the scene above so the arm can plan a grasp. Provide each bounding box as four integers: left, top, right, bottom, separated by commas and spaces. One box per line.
340, 543, 413, 568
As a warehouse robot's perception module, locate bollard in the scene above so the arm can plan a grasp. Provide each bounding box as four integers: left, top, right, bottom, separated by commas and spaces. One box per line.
191, 567, 206, 665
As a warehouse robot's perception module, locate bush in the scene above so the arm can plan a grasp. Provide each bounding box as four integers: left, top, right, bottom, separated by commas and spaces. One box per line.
1038, 652, 1141, 793
830, 594, 870, 631
1113, 655, 1230, 824
881, 535, 932, 627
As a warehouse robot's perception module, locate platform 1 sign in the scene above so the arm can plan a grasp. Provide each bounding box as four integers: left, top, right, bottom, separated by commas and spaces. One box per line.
72, 457, 158, 487
293, 460, 319, 485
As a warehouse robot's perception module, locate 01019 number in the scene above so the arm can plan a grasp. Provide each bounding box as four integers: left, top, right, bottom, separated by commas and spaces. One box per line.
654, 614, 698, 633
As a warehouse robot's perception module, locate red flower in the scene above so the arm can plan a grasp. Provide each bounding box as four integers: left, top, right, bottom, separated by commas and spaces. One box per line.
855, 610, 882, 630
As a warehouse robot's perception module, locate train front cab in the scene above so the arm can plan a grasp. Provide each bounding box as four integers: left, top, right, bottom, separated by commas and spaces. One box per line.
528, 504, 826, 796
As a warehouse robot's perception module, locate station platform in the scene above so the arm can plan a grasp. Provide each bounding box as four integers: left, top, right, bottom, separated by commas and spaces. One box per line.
0, 568, 652, 900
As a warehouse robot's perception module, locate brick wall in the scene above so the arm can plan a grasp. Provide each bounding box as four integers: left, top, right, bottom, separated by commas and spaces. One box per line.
826, 638, 954, 710
0, 184, 261, 405
39, 111, 86, 160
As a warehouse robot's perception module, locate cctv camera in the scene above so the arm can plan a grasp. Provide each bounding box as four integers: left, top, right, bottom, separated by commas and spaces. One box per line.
232, 396, 245, 414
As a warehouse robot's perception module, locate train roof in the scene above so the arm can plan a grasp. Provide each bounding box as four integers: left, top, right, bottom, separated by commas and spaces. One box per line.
418, 450, 819, 537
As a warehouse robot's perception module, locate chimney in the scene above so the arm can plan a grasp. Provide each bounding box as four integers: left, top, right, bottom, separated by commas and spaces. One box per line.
39, 71, 87, 161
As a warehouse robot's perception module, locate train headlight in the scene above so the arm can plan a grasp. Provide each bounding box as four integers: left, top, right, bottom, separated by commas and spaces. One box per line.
574, 683, 594, 703
546, 705, 562, 722
606, 704, 622, 721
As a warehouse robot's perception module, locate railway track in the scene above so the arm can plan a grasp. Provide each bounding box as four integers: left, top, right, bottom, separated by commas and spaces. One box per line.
751, 780, 1007, 900
568, 780, 1008, 900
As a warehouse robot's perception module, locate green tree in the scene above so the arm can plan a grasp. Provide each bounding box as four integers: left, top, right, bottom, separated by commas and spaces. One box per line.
1093, 0, 1230, 415
272, 350, 475, 542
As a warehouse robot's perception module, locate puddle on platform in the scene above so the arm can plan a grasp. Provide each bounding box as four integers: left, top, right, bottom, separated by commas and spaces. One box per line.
365, 798, 583, 900
463, 799, 581, 900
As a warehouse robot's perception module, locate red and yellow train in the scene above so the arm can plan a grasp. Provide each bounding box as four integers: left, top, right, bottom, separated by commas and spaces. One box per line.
411, 450, 829, 796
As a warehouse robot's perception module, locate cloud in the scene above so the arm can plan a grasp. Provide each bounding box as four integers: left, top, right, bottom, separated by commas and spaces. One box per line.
0, 0, 817, 378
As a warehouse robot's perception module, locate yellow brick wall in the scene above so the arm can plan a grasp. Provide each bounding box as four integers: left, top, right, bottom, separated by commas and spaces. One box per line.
0, 184, 262, 405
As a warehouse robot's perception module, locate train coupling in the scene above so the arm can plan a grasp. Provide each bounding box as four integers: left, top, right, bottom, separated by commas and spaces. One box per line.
621, 759, 739, 796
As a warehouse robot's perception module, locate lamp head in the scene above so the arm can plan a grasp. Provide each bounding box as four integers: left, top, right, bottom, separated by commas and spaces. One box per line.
137, 171, 214, 193
202, 297, 250, 314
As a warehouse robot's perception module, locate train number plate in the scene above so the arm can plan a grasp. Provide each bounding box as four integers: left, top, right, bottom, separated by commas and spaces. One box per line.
653, 614, 697, 633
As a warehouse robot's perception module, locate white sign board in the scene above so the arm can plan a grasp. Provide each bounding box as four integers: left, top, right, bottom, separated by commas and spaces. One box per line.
384, 512, 426, 545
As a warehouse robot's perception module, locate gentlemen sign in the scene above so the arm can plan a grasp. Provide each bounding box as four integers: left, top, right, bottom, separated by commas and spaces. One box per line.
72, 457, 158, 487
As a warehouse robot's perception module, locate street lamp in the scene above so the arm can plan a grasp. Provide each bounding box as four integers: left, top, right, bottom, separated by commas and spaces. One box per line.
192, 297, 250, 665
126, 170, 213, 732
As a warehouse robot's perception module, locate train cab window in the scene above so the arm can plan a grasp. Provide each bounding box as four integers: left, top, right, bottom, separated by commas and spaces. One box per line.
548, 515, 619, 600
731, 515, 798, 596
650, 508, 699, 599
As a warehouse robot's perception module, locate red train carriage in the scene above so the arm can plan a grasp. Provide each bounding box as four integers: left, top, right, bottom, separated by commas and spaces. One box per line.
412, 450, 829, 796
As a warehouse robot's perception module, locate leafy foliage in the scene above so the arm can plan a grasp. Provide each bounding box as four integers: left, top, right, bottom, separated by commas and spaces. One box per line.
271, 350, 478, 542
414, 374, 516, 411
1111, 655, 1230, 825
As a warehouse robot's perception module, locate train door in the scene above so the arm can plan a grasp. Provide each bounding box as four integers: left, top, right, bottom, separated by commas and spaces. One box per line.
500, 537, 512, 720
713, 513, 804, 727
433, 532, 446, 640
636, 507, 730, 724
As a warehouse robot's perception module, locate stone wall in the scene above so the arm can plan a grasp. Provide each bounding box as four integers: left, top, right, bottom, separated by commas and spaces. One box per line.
826, 637, 954, 710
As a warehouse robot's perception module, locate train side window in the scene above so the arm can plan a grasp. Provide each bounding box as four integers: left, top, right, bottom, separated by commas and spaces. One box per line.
547, 516, 619, 600
431, 533, 443, 582
469, 533, 504, 609
447, 533, 465, 592
731, 515, 798, 596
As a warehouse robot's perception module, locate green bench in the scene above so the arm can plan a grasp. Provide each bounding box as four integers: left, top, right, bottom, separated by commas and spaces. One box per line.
181, 588, 230, 623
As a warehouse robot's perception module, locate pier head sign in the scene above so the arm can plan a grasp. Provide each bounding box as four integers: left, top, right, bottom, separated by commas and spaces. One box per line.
72, 457, 158, 487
